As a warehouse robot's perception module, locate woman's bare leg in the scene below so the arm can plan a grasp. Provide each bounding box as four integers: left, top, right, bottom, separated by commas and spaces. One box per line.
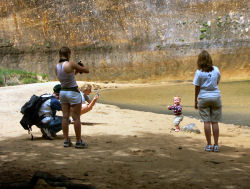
61, 103, 71, 141
211, 122, 219, 145
204, 121, 211, 145
71, 103, 82, 142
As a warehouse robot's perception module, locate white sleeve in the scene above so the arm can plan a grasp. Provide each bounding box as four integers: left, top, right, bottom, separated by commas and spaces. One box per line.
215, 66, 221, 82
214, 66, 220, 82
193, 70, 200, 86
87, 95, 91, 101
80, 91, 85, 103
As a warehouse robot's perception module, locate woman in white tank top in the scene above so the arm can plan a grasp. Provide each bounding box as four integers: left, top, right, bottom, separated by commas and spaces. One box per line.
55, 46, 89, 148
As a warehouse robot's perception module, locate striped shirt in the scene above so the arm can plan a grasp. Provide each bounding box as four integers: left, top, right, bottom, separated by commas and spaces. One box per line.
168, 104, 182, 115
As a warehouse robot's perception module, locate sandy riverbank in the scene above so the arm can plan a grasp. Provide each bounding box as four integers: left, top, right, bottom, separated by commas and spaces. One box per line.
0, 82, 250, 189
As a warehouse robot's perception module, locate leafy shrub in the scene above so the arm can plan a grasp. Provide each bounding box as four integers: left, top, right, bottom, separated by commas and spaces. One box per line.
21, 78, 39, 84
41, 73, 48, 80
0, 75, 4, 86
0, 68, 48, 86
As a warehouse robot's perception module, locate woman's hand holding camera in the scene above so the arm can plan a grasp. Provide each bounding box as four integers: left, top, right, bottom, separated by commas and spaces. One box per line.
77, 61, 84, 74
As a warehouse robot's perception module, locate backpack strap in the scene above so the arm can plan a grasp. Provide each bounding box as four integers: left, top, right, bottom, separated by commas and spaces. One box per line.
37, 94, 54, 124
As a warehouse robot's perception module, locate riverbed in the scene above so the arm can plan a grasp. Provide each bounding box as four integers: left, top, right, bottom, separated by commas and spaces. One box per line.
98, 80, 250, 126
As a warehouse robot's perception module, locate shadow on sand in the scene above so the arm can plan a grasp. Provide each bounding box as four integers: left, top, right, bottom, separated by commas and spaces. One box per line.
0, 131, 250, 189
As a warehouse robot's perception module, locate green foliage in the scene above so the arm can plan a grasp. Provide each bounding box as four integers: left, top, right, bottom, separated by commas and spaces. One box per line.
0, 68, 48, 86
200, 28, 207, 33
8, 81, 19, 86
21, 78, 38, 84
156, 44, 162, 50
217, 22, 222, 27
0, 75, 4, 86
41, 73, 48, 80
46, 43, 51, 48
202, 22, 208, 27
199, 21, 211, 40
0, 69, 35, 77
216, 17, 222, 27
199, 34, 205, 40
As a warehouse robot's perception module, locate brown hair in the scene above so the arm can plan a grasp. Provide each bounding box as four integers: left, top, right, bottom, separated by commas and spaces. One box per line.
197, 50, 214, 72
80, 83, 92, 92
59, 46, 71, 60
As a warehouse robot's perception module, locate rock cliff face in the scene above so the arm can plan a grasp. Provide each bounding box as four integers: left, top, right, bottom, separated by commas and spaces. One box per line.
0, 0, 249, 81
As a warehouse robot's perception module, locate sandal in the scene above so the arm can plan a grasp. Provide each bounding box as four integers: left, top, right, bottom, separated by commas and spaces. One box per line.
75, 140, 88, 149
204, 145, 213, 152
213, 145, 220, 152
64, 139, 73, 147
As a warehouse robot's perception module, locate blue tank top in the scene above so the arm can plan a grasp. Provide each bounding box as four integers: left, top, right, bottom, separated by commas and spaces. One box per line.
56, 62, 77, 88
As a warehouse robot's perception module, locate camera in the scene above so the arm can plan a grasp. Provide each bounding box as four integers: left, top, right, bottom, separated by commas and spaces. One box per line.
78, 61, 83, 66
78, 61, 83, 74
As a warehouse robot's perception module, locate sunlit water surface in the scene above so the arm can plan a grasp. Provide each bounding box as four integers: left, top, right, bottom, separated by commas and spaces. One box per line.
98, 81, 250, 126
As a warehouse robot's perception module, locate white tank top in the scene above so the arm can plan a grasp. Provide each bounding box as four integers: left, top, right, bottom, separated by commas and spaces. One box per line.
56, 62, 77, 88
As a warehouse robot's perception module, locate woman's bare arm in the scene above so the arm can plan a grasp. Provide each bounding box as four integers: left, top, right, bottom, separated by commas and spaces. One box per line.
194, 85, 200, 109
72, 62, 89, 73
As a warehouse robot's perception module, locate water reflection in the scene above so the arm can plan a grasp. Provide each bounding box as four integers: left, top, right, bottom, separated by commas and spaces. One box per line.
99, 81, 250, 126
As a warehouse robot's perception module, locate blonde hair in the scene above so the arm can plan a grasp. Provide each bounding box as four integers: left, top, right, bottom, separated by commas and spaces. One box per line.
80, 83, 92, 92
174, 96, 181, 101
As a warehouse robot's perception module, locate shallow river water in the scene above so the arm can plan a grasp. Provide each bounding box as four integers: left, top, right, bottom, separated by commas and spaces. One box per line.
98, 81, 250, 126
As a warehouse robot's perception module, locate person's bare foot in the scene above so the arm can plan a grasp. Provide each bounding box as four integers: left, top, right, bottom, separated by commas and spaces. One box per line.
175, 126, 180, 132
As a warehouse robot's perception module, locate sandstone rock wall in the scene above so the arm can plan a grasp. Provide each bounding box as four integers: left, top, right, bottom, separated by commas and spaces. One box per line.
0, 0, 249, 81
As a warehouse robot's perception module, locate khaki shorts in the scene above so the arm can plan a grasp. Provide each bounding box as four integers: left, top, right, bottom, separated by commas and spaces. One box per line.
174, 115, 183, 126
59, 90, 82, 105
198, 97, 222, 122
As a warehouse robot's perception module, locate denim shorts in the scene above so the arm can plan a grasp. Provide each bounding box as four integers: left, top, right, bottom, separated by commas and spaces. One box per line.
59, 90, 82, 105
198, 97, 222, 122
